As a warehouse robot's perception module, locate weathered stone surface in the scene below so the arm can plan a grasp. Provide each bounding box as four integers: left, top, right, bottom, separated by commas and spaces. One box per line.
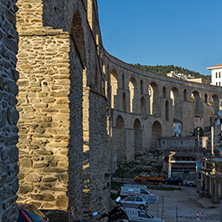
43, 177, 57, 183
0, 3, 18, 222
20, 159, 33, 168
31, 193, 55, 201
56, 195, 68, 209
19, 185, 34, 194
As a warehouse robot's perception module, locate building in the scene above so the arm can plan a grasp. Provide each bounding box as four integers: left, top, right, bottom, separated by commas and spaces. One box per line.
160, 137, 211, 178
173, 119, 183, 137
208, 64, 222, 86
199, 157, 222, 203
167, 71, 203, 83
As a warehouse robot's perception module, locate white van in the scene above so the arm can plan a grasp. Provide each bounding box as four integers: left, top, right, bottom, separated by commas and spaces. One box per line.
123, 207, 165, 222
119, 184, 159, 203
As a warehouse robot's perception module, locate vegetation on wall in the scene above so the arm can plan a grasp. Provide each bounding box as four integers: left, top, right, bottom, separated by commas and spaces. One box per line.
131, 64, 211, 84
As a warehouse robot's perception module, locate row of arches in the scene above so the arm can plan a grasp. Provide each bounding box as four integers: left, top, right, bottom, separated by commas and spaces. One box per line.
115, 116, 162, 162
110, 68, 220, 119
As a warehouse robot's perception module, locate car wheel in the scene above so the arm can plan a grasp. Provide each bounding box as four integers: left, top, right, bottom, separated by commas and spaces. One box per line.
178, 182, 182, 186
189, 183, 193, 187
139, 205, 145, 210
165, 181, 168, 184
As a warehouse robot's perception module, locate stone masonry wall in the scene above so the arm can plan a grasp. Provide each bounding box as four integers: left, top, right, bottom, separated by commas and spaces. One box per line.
0, 0, 19, 221
16, 29, 71, 211
16, 0, 110, 220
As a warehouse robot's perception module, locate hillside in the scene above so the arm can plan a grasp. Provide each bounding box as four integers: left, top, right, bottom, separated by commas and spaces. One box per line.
131, 64, 211, 84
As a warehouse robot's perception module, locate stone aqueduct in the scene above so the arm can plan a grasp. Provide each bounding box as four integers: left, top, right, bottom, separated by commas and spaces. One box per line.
107, 50, 222, 168
1, 0, 222, 221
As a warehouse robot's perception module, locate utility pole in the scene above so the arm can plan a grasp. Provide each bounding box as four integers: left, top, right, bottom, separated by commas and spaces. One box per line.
210, 103, 214, 156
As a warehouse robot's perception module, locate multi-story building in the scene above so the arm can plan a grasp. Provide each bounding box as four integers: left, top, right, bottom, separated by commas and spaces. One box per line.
208, 64, 222, 86
199, 157, 222, 203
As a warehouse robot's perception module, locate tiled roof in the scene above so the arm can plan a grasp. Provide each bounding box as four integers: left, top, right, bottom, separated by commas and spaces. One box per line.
207, 64, 222, 70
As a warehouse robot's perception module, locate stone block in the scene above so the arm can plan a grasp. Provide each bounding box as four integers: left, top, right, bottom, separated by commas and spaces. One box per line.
19, 185, 34, 194
31, 193, 55, 201
43, 177, 57, 183
20, 159, 33, 168
56, 195, 68, 209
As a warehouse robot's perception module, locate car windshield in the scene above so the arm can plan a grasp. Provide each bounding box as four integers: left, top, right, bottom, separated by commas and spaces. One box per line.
125, 196, 135, 201
135, 197, 143, 202
139, 211, 154, 218
141, 189, 149, 194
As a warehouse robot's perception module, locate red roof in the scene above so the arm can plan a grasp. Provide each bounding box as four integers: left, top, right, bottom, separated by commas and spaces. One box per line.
207, 64, 222, 70
173, 119, 182, 123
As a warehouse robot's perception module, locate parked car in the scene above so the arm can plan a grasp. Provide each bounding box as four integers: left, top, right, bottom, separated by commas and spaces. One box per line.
134, 172, 164, 184
116, 196, 149, 209
119, 184, 159, 203
18, 204, 49, 222
123, 207, 165, 222
185, 180, 197, 187
162, 177, 183, 185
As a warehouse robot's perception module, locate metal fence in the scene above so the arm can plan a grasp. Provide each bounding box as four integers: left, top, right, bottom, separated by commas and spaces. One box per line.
148, 196, 221, 222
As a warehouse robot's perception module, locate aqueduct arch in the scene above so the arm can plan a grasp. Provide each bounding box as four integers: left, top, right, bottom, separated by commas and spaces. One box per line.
129, 77, 137, 113
110, 69, 118, 109
149, 82, 159, 115
151, 121, 162, 149
170, 87, 180, 120
116, 115, 126, 162
212, 94, 219, 114
71, 11, 87, 66
191, 91, 203, 116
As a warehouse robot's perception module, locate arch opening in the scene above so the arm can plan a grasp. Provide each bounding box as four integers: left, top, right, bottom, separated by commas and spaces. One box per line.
170, 87, 180, 119
110, 69, 118, 109
149, 82, 159, 115
116, 116, 126, 162
71, 11, 87, 66
151, 121, 162, 149
129, 77, 137, 113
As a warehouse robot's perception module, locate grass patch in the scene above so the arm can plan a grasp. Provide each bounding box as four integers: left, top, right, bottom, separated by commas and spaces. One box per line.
110, 192, 119, 200
147, 186, 181, 191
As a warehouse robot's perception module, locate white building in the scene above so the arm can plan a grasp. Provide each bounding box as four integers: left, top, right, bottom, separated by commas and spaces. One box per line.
207, 64, 222, 86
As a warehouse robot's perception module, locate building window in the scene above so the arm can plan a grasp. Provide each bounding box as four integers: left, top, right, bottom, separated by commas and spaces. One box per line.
216, 72, 218, 78
219, 72, 221, 78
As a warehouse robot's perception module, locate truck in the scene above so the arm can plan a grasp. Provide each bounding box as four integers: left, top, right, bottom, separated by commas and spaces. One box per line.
134, 172, 164, 184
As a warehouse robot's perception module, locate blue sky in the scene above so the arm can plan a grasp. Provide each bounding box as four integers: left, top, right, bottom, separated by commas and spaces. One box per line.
98, 0, 222, 75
